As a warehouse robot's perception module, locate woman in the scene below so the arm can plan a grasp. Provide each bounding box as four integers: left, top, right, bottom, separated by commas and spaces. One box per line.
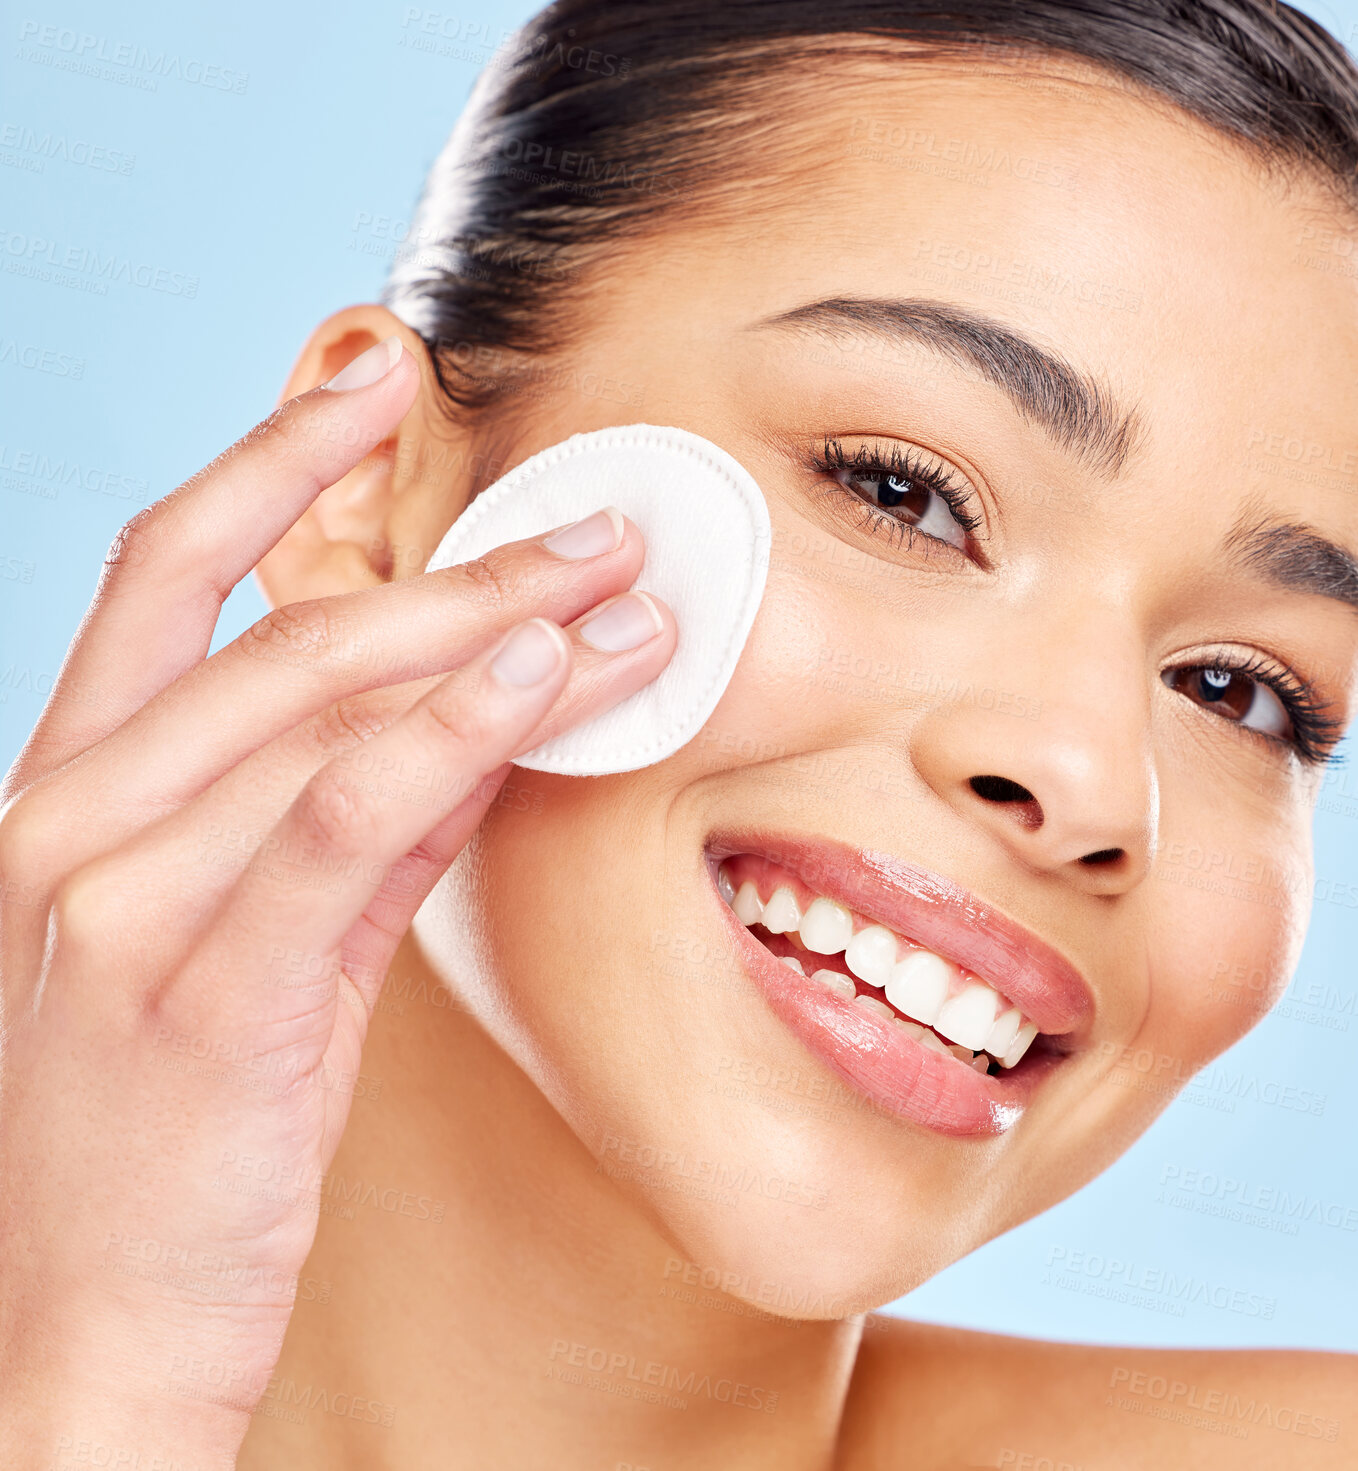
2, 0, 1355, 1465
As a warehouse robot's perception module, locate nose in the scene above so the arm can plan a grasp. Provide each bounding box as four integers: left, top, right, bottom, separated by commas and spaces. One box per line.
908, 637, 1159, 895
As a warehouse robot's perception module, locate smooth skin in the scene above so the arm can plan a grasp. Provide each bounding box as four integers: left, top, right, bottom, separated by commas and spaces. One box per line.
5, 50, 1358, 1471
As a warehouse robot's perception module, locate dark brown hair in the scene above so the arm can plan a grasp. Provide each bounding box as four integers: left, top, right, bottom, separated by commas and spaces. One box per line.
382, 0, 1358, 416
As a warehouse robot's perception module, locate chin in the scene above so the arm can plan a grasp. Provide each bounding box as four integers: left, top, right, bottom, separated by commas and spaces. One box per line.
413, 780, 1123, 1316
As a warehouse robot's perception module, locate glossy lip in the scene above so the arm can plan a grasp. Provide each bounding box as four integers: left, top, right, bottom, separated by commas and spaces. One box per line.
707, 830, 1094, 1038
702, 830, 1094, 1138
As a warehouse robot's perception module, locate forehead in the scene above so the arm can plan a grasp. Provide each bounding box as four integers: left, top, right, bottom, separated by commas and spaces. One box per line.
602, 57, 1358, 524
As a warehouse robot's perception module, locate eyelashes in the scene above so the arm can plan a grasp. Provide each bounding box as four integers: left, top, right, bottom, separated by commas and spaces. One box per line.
809, 437, 981, 555
1161, 651, 1344, 767
804, 435, 1345, 767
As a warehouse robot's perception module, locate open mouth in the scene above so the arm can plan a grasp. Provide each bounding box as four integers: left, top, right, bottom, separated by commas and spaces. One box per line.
720, 854, 1038, 1076
704, 834, 1092, 1137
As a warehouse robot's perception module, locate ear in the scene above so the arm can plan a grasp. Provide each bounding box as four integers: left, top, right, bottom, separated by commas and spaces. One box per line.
254, 303, 477, 609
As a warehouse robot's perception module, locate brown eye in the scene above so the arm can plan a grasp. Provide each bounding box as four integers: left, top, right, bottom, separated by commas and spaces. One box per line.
1162, 665, 1291, 739
842, 470, 968, 550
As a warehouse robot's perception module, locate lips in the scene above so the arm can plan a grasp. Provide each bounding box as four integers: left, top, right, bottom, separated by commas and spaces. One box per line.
703, 830, 1094, 1137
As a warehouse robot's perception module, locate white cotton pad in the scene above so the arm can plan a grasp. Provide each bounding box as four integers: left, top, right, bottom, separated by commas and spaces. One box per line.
423, 423, 771, 776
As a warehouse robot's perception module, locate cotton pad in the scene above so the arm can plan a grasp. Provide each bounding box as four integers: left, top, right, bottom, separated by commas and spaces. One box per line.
423, 423, 771, 776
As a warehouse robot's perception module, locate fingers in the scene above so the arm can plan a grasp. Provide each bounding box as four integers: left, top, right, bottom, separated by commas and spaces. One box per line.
316, 591, 678, 986
17, 510, 651, 873
38, 591, 676, 989
516, 590, 676, 753
164, 607, 668, 1050
330, 767, 512, 1013
8, 337, 419, 792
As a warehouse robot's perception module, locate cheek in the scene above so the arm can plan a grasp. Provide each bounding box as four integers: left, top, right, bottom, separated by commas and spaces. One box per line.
677, 537, 912, 773
705, 569, 845, 752
1136, 827, 1312, 1070
685, 498, 1025, 780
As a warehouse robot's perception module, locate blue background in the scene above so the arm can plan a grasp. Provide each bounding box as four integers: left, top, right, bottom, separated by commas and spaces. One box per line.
2, 0, 1355, 1350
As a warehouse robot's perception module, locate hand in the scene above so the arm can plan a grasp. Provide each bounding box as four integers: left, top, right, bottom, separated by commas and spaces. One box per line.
0, 337, 676, 1467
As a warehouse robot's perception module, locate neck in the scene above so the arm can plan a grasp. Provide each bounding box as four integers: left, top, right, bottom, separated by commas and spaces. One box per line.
239, 929, 862, 1470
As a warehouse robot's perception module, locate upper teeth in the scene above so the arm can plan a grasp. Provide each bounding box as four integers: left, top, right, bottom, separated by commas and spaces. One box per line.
884, 950, 951, 1027
844, 925, 896, 986
732, 882, 765, 927
759, 886, 801, 934
798, 896, 855, 954
726, 872, 1038, 1068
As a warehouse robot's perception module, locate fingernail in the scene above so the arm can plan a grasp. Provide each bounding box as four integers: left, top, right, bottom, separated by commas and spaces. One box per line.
542, 507, 624, 559
578, 592, 665, 652
322, 335, 403, 391
490, 618, 567, 687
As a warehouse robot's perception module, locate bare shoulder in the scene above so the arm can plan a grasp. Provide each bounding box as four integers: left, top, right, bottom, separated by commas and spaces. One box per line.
834, 1315, 1357, 1471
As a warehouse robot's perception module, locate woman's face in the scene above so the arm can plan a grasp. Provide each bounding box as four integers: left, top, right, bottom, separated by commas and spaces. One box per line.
411, 58, 1358, 1312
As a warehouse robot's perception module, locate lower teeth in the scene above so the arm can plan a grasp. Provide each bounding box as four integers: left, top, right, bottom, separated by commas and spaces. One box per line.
812, 968, 857, 1001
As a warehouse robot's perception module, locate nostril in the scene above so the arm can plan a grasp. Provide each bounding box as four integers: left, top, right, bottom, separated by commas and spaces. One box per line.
1079, 847, 1125, 866
968, 774, 1044, 830
970, 775, 1035, 804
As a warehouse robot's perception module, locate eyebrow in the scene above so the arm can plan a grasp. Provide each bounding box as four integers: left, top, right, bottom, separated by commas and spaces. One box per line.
751, 295, 1145, 477
1225, 505, 1358, 620
754, 294, 1358, 620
